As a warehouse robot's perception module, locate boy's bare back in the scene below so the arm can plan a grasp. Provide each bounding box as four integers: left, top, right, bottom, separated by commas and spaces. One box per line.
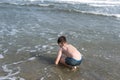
61, 43, 82, 60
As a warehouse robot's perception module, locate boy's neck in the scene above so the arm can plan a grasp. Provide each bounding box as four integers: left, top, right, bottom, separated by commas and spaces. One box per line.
63, 43, 68, 47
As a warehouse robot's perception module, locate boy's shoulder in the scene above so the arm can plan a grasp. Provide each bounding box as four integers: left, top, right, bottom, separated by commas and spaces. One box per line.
68, 44, 75, 48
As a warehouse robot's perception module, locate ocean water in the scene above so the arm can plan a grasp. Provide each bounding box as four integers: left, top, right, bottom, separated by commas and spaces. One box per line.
0, 0, 120, 80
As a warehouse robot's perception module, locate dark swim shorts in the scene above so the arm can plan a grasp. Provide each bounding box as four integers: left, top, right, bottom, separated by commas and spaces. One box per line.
65, 57, 82, 66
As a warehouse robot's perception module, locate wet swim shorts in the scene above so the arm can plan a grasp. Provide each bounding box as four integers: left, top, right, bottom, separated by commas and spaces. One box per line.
65, 57, 82, 66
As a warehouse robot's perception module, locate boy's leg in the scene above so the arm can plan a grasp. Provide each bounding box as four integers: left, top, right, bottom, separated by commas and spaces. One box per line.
59, 56, 66, 65
60, 56, 72, 69
60, 57, 78, 71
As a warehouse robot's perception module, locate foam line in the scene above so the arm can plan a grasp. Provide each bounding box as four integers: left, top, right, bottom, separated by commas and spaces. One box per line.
0, 54, 4, 59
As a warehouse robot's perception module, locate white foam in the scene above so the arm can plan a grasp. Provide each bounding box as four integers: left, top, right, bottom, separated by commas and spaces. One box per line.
19, 77, 25, 80
35, 45, 41, 48
81, 48, 85, 51
4, 0, 120, 4
34, 45, 42, 51
49, 46, 54, 50
28, 57, 36, 61
0, 58, 32, 80
0, 54, 4, 59
44, 67, 47, 71
0, 56, 36, 80
13, 61, 24, 65
58, 31, 64, 37
42, 45, 48, 49
9, 29, 19, 36
2, 65, 12, 73
89, 4, 117, 7
0, 65, 24, 80
17, 47, 31, 54
29, 50, 37, 52
81, 48, 87, 51
58, 75, 63, 80
68, 0, 120, 5
115, 14, 120, 18
35, 0, 120, 5
47, 51, 51, 54
40, 77, 44, 80
48, 38, 55, 41
16, 47, 27, 54
3, 49, 8, 54
8, 42, 12, 45
74, 9, 120, 18
119, 34, 120, 38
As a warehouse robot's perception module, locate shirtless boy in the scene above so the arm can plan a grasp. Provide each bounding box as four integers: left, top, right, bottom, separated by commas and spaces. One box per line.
55, 36, 83, 70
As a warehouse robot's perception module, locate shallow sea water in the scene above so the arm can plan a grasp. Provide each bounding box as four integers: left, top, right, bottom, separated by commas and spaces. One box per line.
0, 1, 120, 80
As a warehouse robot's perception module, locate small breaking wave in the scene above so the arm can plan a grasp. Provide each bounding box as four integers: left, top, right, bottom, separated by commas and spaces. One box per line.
0, 65, 24, 80
72, 9, 120, 18
1, 0, 120, 5
0, 0, 119, 18
0, 2, 54, 8
0, 56, 36, 80
54, 8, 120, 18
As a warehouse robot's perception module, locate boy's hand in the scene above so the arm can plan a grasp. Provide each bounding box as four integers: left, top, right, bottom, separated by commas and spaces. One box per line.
55, 62, 58, 65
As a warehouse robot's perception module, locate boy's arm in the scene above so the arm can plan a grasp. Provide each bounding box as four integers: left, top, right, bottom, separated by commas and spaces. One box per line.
55, 48, 62, 65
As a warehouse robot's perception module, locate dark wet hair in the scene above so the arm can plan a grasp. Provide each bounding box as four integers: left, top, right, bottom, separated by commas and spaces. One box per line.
57, 36, 67, 44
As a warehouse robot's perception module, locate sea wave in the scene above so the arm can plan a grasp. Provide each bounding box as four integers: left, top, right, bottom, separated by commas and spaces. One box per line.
0, 0, 120, 5
1, 0, 120, 6
0, 0, 120, 18
71, 9, 120, 18
52, 8, 120, 18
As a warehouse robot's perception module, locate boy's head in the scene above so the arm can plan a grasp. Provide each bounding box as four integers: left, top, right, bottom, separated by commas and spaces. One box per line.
57, 36, 67, 47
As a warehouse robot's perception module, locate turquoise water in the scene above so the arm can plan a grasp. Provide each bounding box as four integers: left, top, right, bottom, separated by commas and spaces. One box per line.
0, 0, 120, 80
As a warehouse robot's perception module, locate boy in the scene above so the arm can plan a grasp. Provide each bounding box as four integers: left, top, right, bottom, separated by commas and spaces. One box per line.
55, 36, 83, 70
